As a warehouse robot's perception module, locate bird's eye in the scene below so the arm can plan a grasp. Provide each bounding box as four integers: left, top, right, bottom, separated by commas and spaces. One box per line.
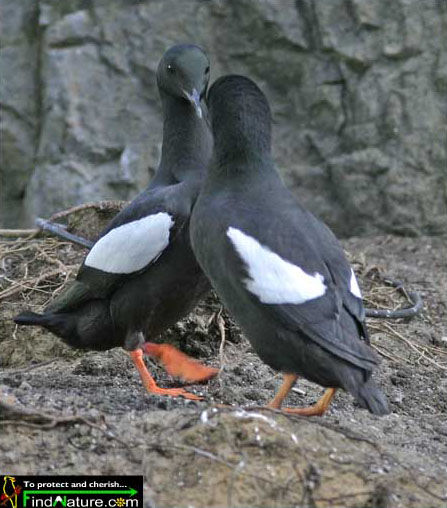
205, 66, 210, 74
167, 64, 175, 74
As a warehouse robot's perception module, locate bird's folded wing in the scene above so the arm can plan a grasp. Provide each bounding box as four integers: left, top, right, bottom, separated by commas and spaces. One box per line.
303, 213, 369, 343
47, 212, 176, 312
265, 301, 377, 371
48, 185, 190, 311
84, 212, 174, 274
226, 226, 377, 371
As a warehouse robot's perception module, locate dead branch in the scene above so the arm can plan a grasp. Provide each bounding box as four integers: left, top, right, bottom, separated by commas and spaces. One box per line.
0, 200, 126, 248
35, 218, 94, 249
0, 399, 129, 447
0, 360, 55, 376
0, 398, 93, 428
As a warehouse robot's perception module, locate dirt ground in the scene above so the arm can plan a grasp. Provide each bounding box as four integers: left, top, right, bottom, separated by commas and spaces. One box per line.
0, 222, 446, 507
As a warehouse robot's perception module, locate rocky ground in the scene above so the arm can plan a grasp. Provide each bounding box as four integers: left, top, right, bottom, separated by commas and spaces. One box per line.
0, 226, 446, 507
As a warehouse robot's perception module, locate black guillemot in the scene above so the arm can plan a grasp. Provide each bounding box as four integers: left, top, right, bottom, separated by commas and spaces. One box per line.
15, 45, 218, 400
190, 75, 389, 415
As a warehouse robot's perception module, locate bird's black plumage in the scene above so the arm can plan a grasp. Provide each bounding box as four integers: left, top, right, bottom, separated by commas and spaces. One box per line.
15, 46, 213, 368
190, 75, 389, 415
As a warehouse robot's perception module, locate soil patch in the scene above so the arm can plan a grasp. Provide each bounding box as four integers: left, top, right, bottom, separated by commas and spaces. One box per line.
1, 217, 446, 507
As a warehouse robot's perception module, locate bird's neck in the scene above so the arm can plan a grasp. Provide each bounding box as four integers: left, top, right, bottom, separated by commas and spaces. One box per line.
158, 92, 211, 183
204, 150, 279, 190
211, 119, 271, 172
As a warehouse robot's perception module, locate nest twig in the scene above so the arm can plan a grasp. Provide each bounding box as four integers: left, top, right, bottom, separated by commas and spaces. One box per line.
48, 200, 126, 222
0, 236, 82, 310
35, 218, 94, 249
0, 200, 126, 246
2, 214, 424, 321
0, 268, 74, 302
369, 320, 447, 370
365, 277, 423, 319
0, 229, 38, 238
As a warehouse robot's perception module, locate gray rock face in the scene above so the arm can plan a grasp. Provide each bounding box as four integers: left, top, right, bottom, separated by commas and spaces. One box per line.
1, 0, 446, 236
0, 0, 39, 226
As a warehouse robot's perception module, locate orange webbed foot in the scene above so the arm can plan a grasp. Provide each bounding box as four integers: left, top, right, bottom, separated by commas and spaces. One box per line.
145, 384, 203, 401
129, 349, 202, 401
280, 388, 337, 417
143, 342, 218, 383
267, 374, 336, 417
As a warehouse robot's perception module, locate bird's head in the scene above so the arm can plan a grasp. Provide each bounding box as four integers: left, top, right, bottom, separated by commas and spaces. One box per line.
207, 75, 272, 158
157, 44, 210, 118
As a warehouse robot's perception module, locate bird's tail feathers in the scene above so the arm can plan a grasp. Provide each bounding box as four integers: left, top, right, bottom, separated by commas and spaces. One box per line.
14, 311, 49, 327
14, 310, 69, 338
347, 376, 390, 416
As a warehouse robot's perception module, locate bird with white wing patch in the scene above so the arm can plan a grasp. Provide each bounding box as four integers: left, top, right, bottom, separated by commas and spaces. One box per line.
14, 45, 218, 401
191, 75, 389, 416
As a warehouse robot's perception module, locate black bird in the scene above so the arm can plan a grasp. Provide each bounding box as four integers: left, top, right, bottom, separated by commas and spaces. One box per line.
190, 75, 389, 415
15, 45, 218, 400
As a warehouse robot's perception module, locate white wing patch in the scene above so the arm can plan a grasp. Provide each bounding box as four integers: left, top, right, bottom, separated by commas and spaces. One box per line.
349, 269, 362, 298
85, 212, 174, 274
226, 227, 326, 305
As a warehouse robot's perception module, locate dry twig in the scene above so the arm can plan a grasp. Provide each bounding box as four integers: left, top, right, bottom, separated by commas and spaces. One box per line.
0, 267, 76, 302
0, 399, 129, 447
0, 360, 55, 376
35, 218, 93, 249
48, 200, 126, 222
365, 277, 423, 319
0, 229, 39, 238
217, 311, 226, 371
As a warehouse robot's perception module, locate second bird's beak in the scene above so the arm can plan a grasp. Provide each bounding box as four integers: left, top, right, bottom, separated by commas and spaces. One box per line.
184, 88, 202, 118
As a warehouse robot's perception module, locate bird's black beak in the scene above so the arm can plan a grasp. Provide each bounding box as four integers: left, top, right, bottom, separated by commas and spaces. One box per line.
183, 88, 202, 118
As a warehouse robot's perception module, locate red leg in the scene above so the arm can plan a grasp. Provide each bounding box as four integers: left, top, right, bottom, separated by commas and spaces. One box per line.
143, 342, 218, 383
129, 349, 202, 400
